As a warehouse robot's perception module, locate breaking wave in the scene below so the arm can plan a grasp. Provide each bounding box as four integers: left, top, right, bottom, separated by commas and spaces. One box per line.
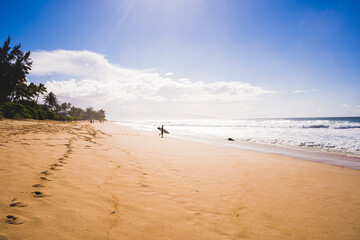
121, 117, 360, 157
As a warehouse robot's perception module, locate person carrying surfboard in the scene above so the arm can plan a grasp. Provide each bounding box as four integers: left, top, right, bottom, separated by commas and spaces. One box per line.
157, 125, 169, 138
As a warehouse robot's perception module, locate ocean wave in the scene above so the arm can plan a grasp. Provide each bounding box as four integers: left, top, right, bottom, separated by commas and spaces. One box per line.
146, 119, 360, 130
334, 126, 360, 129
302, 125, 329, 129
125, 117, 360, 156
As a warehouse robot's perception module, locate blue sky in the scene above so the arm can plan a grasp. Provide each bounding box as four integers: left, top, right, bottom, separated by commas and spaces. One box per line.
1, 0, 360, 119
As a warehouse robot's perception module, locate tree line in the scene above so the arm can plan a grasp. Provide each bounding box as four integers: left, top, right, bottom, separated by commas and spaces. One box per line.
43, 92, 105, 120
0, 36, 106, 121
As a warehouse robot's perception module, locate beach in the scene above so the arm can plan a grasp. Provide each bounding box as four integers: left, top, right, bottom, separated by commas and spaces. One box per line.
0, 119, 359, 240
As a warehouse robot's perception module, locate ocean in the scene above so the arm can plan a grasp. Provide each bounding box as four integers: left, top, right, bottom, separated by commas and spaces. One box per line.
116, 117, 360, 169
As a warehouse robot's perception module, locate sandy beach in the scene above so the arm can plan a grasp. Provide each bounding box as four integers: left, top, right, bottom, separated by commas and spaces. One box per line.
0, 119, 359, 240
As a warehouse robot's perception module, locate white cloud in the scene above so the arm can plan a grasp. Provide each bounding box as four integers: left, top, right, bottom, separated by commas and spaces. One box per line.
292, 89, 318, 94
164, 72, 174, 76
30, 50, 277, 119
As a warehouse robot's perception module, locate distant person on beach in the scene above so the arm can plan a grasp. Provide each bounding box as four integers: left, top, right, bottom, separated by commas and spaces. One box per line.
157, 125, 170, 138
158, 125, 164, 138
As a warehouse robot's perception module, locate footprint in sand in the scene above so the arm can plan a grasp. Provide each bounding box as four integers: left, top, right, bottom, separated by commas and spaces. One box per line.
50, 164, 62, 171
51, 163, 63, 167
9, 202, 28, 207
138, 182, 150, 188
4, 215, 25, 225
32, 191, 51, 198
41, 170, 52, 176
40, 176, 51, 181
32, 183, 45, 187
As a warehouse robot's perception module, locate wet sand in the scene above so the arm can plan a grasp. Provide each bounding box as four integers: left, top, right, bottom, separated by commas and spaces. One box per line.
0, 119, 359, 239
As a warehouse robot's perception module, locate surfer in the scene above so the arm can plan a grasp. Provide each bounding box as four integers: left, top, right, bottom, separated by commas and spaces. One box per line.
158, 125, 164, 138
157, 125, 169, 138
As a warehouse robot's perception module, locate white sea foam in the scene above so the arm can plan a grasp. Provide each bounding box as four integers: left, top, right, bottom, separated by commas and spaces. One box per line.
117, 118, 360, 158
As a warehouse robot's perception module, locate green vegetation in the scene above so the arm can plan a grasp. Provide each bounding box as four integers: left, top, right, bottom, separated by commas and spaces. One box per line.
0, 36, 106, 121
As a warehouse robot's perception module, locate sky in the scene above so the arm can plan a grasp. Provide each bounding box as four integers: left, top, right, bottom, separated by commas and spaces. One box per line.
1, 0, 360, 120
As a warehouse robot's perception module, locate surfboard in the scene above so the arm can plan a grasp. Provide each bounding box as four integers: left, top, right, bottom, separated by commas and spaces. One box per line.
157, 127, 169, 134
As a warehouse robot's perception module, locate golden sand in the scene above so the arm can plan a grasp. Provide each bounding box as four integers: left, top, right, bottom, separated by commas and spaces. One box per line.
0, 119, 359, 239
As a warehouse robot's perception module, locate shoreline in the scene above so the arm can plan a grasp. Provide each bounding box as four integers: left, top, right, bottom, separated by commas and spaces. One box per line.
171, 132, 360, 170
114, 121, 360, 170
1, 119, 360, 239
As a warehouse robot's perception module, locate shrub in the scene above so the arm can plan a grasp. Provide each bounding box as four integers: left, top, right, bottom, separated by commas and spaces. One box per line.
26, 106, 39, 119
0, 102, 33, 119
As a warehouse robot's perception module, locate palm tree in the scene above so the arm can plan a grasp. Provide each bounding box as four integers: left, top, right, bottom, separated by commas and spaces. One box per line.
59, 102, 71, 116
35, 83, 47, 103
26, 82, 38, 101
44, 92, 58, 111
68, 106, 84, 118
60, 102, 71, 111
0, 36, 32, 103
97, 109, 106, 120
